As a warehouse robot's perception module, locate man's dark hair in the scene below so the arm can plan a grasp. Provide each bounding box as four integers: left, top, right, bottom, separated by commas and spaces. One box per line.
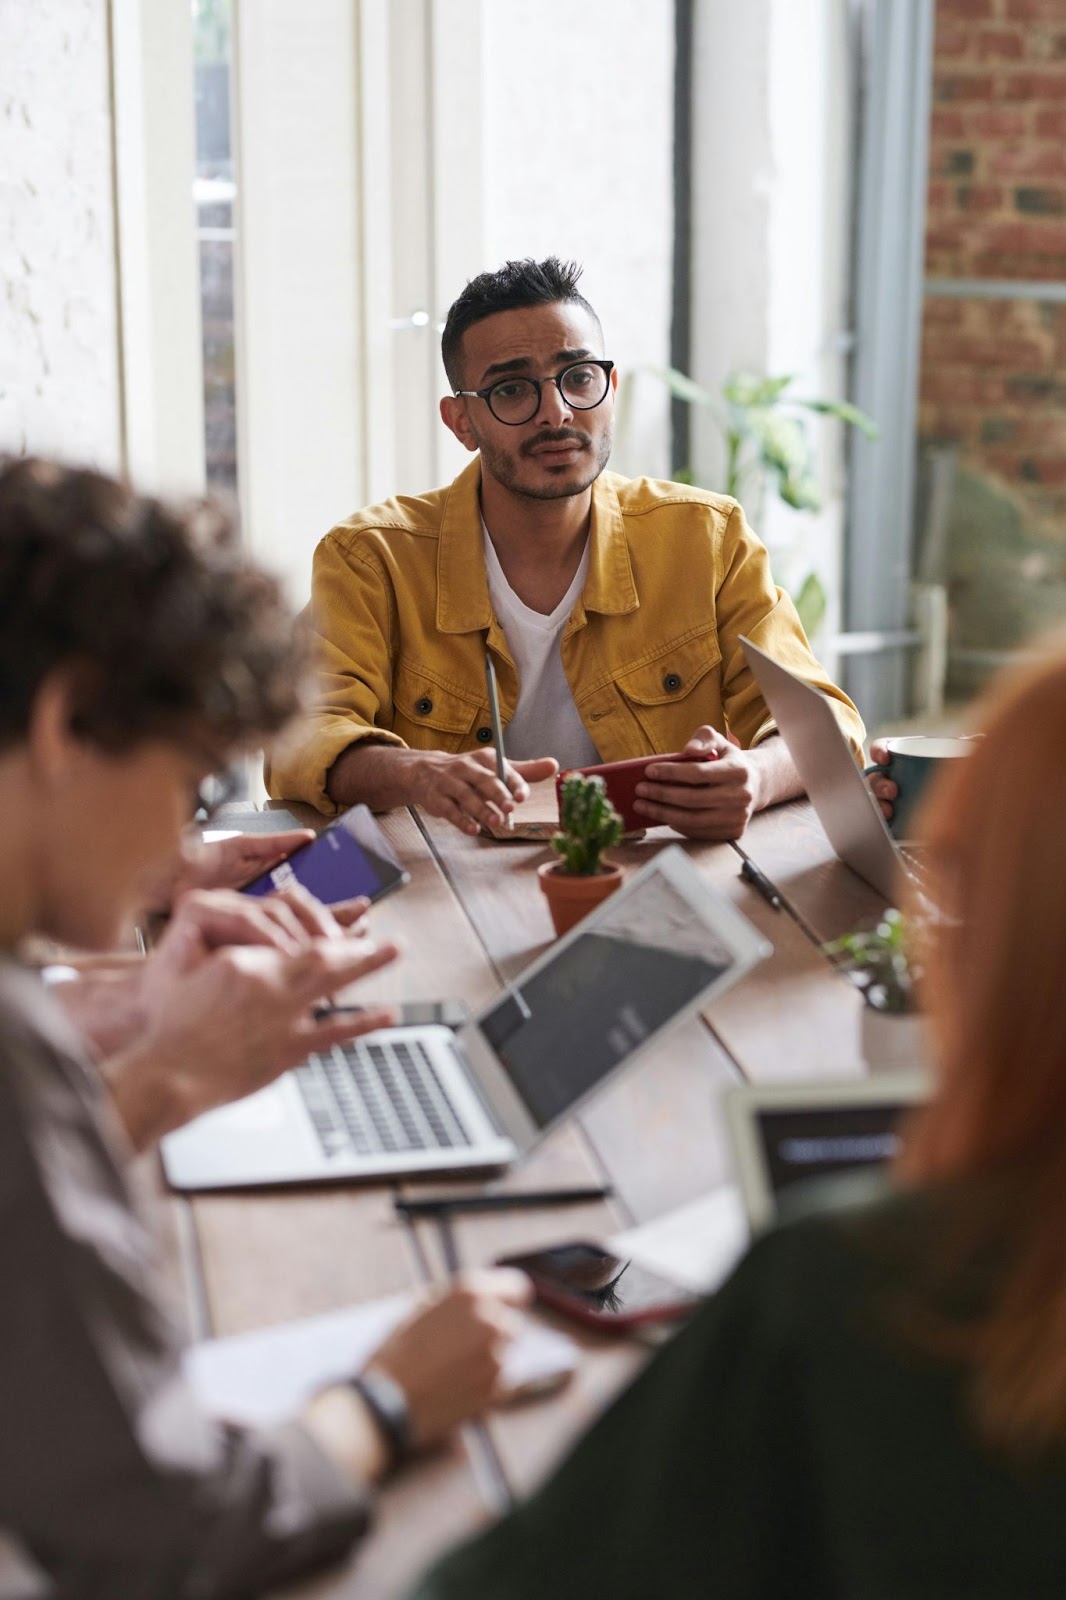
0, 457, 303, 756
441, 256, 600, 389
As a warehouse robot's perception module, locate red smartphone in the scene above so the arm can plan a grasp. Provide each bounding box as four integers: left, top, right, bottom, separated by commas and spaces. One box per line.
555, 752, 704, 832
496, 1241, 702, 1330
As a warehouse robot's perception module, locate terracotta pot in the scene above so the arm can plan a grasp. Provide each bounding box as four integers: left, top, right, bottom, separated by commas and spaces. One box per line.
537, 860, 624, 937
860, 1005, 928, 1073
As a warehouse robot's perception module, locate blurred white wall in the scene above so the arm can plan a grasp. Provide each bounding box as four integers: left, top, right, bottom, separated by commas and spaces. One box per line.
690, 0, 854, 652
471, 0, 674, 485
0, 0, 122, 470
1, 0, 852, 641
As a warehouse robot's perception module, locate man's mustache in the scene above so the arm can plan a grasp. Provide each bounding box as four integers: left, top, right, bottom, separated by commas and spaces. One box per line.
520, 429, 591, 457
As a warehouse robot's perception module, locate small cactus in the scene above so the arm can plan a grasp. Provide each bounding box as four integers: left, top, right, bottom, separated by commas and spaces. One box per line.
552, 773, 623, 876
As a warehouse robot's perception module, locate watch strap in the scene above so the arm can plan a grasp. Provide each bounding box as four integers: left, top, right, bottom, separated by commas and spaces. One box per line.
349, 1368, 413, 1472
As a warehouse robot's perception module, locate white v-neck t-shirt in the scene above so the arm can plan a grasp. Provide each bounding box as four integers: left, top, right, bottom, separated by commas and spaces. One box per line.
482, 526, 601, 769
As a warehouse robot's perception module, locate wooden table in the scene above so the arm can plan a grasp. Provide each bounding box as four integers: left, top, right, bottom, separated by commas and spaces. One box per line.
176, 791, 889, 1598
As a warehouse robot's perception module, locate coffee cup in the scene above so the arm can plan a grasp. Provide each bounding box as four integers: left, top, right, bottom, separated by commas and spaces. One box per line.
864, 735, 976, 840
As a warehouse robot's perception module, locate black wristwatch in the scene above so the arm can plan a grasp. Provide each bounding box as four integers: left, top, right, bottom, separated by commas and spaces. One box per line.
350, 1368, 413, 1473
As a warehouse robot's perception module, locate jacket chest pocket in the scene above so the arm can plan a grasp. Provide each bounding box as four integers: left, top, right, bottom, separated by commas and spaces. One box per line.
613, 631, 724, 750
392, 659, 484, 752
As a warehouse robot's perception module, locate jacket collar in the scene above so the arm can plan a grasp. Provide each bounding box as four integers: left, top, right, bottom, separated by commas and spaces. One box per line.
436, 459, 638, 635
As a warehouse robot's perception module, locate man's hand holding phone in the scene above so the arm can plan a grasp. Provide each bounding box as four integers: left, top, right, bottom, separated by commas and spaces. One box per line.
632, 727, 759, 841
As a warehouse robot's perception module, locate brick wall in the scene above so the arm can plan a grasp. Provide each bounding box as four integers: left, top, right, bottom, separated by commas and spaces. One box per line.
919, 0, 1066, 680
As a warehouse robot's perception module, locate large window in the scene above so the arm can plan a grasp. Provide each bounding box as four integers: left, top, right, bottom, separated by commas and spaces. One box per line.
192, 0, 238, 494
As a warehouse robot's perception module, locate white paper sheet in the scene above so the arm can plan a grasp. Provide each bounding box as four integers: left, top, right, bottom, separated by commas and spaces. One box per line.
186, 1294, 578, 1426
608, 1185, 749, 1295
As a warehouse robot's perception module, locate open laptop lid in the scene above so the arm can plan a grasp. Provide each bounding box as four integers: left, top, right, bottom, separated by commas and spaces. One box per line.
459, 846, 772, 1155
740, 635, 904, 900
724, 1070, 930, 1234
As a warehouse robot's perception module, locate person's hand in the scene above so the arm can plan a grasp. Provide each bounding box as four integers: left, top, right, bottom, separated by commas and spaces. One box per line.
299, 1273, 531, 1484
149, 885, 373, 972
632, 727, 760, 841
865, 739, 897, 821
137, 828, 316, 915
104, 928, 401, 1149
302, 1268, 534, 1485
366, 1269, 533, 1447
76, 889, 375, 1064
409, 750, 558, 836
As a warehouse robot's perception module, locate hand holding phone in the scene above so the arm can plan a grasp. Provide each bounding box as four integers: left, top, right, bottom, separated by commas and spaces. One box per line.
241, 804, 409, 906
496, 1241, 701, 1330
556, 753, 705, 833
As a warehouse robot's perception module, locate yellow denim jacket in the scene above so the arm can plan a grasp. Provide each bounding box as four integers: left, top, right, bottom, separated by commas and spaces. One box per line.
266, 458, 864, 812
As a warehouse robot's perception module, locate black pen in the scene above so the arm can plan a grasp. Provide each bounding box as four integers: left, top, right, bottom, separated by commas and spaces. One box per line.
740, 857, 783, 912
484, 649, 512, 830
394, 1185, 613, 1218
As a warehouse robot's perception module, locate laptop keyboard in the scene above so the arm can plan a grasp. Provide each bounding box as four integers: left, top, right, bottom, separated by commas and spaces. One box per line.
295, 1036, 473, 1158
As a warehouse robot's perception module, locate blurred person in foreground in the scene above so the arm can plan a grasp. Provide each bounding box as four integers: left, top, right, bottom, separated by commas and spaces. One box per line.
409, 635, 1066, 1598
0, 458, 529, 1598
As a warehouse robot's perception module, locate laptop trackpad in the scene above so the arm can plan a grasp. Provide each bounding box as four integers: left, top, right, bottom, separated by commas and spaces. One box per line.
199, 1086, 288, 1132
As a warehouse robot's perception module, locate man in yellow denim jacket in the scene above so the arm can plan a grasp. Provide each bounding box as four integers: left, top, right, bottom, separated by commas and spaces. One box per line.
267, 259, 864, 841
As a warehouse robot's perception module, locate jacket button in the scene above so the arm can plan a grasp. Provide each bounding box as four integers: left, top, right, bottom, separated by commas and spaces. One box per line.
476, 726, 493, 744
415, 696, 433, 716
663, 671, 682, 693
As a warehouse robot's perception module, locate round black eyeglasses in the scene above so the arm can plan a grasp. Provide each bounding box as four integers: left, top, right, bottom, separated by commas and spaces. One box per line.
454, 358, 614, 426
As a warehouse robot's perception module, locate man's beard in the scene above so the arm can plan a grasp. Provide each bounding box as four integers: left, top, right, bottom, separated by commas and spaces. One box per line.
474, 423, 613, 502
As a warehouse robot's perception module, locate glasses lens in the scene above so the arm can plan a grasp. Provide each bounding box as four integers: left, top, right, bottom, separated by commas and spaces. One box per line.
487, 377, 539, 424
559, 362, 609, 409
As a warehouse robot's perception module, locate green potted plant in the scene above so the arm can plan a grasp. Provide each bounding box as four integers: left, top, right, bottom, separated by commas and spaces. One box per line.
538, 773, 625, 937
624, 367, 877, 639
823, 909, 928, 1072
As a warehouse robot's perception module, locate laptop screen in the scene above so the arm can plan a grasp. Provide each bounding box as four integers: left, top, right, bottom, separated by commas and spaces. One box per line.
477, 871, 735, 1128
753, 1101, 908, 1207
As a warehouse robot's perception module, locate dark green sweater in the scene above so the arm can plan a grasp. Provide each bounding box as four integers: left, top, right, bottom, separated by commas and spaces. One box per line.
410, 1187, 1066, 1599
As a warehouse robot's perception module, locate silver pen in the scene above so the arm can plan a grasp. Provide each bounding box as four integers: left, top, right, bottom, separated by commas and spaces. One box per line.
483, 649, 512, 829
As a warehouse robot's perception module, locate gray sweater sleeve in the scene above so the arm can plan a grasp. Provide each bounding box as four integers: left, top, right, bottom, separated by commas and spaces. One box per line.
0, 962, 372, 1599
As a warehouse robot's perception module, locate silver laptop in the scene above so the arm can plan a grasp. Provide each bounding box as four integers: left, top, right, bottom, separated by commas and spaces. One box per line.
162, 846, 770, 1191
724, 1070, 930, 1233
741, 636, 929, 901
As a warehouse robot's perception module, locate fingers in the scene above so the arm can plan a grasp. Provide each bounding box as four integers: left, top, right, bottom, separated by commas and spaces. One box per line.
681, 725, 730, 758
631, 800, 745, 840
866, 773, 898, 824
632, 759, 753, 837
454, 1267, 535, 1308
300, 1006, 397, 1054
636, 777, 739, 814
207, 829, 315, 891
286, 935, 402, 1005
425, 761, 516, 836
329, 895, 372, 932
511, 757, 559, 783
242, 828, 316, 856
637, 749, 752, 817
640, 756, 721, 790
867, 740, 890, 763
266, 884, 346, 940
172, 889, 306, 954
866, 775, 897, 800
